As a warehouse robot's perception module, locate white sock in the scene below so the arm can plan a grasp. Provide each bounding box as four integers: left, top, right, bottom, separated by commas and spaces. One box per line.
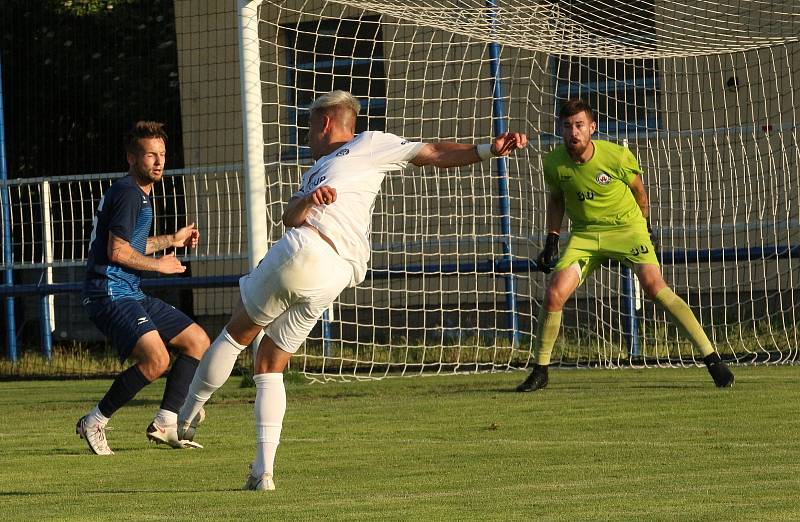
251, 373, 285, 478
88, 405, 110, 426
178, 327, 246, 424
154, 409, 177, 426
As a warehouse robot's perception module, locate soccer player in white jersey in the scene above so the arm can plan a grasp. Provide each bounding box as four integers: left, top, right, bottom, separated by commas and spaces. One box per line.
177, 90, 527, 491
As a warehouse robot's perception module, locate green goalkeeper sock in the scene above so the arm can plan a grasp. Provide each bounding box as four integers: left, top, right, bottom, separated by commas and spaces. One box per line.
534, 309, 563, 366
653, 287, 714, 357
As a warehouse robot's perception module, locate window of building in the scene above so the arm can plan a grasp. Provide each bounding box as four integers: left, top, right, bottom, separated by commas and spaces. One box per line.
551, 0, 660, 134
282, 16, 387, 161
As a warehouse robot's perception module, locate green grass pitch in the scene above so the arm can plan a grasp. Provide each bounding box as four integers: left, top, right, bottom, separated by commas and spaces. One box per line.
2, 366, 800, 521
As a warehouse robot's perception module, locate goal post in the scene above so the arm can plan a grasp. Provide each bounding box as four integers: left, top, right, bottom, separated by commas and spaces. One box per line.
238, 0, 269, 272
242, 0, 800, 380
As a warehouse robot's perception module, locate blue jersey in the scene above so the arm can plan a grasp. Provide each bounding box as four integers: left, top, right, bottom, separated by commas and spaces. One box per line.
83, 175, 152, 300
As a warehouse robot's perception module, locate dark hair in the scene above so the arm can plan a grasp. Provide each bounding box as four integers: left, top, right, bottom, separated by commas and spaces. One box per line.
125, 121, 168, 153
559, 99, 594, 121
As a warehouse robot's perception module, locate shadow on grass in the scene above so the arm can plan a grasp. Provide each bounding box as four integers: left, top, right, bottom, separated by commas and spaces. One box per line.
0, 487, 242, 495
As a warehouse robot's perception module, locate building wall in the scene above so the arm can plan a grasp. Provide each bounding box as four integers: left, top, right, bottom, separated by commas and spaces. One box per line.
174, 0, 243, 167
173, 0, 248, 322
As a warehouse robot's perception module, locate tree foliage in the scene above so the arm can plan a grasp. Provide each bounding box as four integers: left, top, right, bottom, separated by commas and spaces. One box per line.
1, 0, 184, 178
56, 0, 140, 17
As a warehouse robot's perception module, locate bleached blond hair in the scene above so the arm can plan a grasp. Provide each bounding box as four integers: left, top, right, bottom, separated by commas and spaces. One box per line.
310, 90, 361, 118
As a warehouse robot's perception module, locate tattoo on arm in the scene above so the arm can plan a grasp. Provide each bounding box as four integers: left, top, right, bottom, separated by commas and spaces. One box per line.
146, 234, 173, 255
110, 235, 161, 271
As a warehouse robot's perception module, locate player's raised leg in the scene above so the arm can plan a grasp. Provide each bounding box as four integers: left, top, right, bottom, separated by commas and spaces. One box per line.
177, 300, 262, 440
636, 264, 734, 387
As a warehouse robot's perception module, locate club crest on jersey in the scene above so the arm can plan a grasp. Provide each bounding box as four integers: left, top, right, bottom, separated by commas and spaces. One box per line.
336, 148, 350, 157
595, 172, 611, 185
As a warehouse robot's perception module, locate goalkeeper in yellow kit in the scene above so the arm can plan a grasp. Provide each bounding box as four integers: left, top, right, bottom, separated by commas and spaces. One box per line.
517, 99, 734, 392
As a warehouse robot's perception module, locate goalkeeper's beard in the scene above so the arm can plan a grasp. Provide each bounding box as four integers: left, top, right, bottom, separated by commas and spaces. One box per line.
565, 138, 590, 157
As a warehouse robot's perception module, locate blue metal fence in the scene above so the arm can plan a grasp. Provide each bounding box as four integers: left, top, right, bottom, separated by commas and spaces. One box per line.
0, 55, 17, 363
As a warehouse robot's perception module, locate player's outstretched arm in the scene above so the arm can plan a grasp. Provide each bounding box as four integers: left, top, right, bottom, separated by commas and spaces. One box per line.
109, 232, 187, 274
411, 131, 527, 168
282, 186, 337, 228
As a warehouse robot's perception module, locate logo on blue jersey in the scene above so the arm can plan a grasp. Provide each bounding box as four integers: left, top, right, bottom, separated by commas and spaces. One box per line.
336, 149, 350, 156
595, 172, 611, 185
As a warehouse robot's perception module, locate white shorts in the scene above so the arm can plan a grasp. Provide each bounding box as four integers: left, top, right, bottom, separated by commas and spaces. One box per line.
239, 226, 352, 353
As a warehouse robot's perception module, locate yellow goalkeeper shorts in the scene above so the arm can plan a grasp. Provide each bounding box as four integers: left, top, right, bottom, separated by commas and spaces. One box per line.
554, 225, 659, 283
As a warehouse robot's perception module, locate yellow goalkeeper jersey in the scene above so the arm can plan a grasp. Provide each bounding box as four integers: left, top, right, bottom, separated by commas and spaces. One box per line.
543, 140, 646, 231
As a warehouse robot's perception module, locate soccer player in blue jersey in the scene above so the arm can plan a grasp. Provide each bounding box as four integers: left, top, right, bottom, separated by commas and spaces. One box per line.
76, 121, 210, 455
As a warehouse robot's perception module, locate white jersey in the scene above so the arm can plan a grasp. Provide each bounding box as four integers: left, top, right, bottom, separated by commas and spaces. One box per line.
294, 131, 425, 287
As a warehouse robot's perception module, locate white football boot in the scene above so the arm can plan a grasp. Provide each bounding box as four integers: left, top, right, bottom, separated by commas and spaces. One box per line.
76, 415, 114, 455
243, 465, 275, 491
147, 418, 203, 449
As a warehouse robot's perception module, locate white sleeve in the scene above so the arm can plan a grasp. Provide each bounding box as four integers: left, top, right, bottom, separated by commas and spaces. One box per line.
369, 132, 425, 171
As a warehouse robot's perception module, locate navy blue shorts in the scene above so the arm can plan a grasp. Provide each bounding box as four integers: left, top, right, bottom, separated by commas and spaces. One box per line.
84, 296, 195, 363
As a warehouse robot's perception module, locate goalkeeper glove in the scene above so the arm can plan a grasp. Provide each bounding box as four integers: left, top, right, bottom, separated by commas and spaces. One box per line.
537, 232, 560, 274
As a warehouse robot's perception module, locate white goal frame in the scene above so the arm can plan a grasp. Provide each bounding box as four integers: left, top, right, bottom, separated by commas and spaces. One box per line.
237, 0, 800, 380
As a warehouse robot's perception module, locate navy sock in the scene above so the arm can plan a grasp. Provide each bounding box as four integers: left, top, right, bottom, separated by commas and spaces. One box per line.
160, 354, 200, 413
98, 365, 151, 418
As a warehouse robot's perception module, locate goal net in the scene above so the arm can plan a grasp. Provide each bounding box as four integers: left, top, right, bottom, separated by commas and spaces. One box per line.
248, 0, 800, 379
